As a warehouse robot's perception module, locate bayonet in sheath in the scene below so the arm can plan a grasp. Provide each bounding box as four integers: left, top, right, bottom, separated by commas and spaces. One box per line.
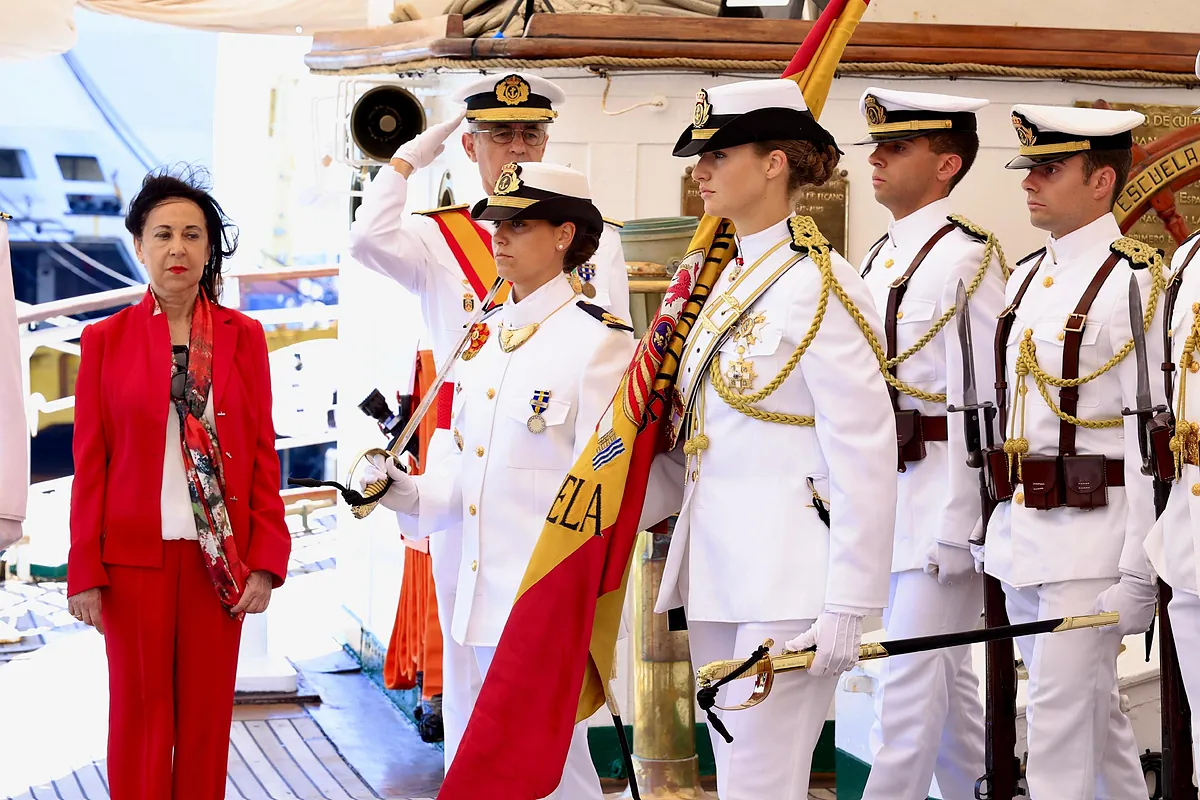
947, 279, 994, 472
1121, 273, 1166, 478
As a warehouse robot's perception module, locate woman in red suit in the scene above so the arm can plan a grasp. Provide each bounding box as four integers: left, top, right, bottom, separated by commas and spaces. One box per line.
67, 168, 291, 799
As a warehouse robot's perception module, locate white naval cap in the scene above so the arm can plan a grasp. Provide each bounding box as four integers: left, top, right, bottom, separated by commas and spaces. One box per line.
673, 78, 837, 158
450, 72, 566, 124
471, 162, 601, 234
856, 86, 988, 144
1006, 103, 1144, 170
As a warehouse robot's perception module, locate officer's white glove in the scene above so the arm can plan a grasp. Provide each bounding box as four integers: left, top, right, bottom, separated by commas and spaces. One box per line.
358, 454, 419, 515
1095, 573, 1158, 637
783, 611, 864, 677
924, 541, 976, 586
391, 111, 467, 172
967, 519, 985, 574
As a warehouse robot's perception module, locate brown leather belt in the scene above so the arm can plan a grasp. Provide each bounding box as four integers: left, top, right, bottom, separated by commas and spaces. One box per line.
920, 414, 948, 442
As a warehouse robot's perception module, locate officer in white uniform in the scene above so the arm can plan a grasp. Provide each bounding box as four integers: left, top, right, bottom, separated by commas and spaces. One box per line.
854, 88, 1003, 800
1145, 222, 1200, 770
1143, 52, 1200, 770
0, 215, 26, 552
361, 162, 634, 800
979, 104, 1162, 799
347, 72, 630, 765
643, 79, 898, 800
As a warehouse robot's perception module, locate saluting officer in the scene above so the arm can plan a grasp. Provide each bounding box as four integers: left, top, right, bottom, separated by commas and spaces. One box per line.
361, 162, 634, 800
347, 72, 630, 766
854, 87, 1004, 800
980, 104, 1163, 798
640, 78, 898, 800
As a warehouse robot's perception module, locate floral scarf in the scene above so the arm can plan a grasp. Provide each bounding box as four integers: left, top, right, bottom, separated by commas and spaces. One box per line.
167, 291, 250, 615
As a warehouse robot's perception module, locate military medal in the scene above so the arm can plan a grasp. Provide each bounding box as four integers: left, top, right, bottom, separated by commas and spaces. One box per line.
527, 390, 551, 434
453, 428, 464, 451
577, 264, 597, 299
462, 322, 490, 361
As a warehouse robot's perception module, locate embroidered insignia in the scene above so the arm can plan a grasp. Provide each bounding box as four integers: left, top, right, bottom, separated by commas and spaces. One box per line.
693, 89, 712, 129
463, 293, 476, 312
453, 428, 464, 451
462, 322, 490, 361
1012, 113, 1037, 147
494, 162, 522, 196
495, 75, 531, 107
592, 429, 626, 471
864, 94, 887, 127
528, 390, 551, 434
787, 215, 830, 255
1111, 236, 1163, 271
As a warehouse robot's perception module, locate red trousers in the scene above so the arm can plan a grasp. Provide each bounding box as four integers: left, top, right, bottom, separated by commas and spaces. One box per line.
101, 540, 243, 799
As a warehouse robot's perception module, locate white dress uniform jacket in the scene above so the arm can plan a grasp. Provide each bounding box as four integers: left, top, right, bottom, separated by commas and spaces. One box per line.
984, 213, 1163, 587
860, 198, 1006, 572
399, 273, 634, 646
1145, 231, 1200, 595
651, 216, 899, 622
0, 219, 26, 550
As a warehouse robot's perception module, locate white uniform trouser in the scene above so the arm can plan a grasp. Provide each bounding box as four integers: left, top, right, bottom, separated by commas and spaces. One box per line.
428, 520, 482, 769
687, 619, 839, 800
472, 646, 603, 800
862, 569, 985, 800
1167, 588, 1200, 769
1004, 578, 1146, 800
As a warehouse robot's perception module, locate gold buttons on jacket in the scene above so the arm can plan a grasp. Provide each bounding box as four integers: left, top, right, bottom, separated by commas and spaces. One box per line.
1191, 362, 1200, 375
476, 446, 485, 457
896, 311, 904, 320
471, 560, 478, 572
1192, 484, 1200, 497
469, 504, 477, 516
1015, 492, 1025, 505
1057, 332, 1065, 342
487, 388, 496, 399
1043, 276, 1054, 288
884, 259, 894, 269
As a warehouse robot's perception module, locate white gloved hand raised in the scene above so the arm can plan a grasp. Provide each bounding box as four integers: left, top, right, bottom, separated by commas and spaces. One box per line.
391, 111, 467, 173
1095, 573, 1158, 637
924, 541, 977, 586
783, 611, 864, 677
357, 454, 419, 515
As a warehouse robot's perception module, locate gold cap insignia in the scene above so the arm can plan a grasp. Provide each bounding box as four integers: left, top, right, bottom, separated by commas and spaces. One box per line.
493, 162, 522, 196
496, 75, 531, 107
693, 89, 712, 129
1012, 113, 1037, 147
864, 95, 887, 127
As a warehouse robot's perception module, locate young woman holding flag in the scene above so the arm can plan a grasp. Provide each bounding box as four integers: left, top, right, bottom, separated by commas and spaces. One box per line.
360, 161, 635, 800
641, 78, 899, 800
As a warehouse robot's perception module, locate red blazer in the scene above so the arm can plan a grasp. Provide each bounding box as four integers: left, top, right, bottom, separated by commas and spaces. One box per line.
68, 291, 291, 596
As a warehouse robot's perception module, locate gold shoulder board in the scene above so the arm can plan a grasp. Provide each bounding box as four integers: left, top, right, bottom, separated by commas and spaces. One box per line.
413, 203, 471, 217
602, 216, 625, 229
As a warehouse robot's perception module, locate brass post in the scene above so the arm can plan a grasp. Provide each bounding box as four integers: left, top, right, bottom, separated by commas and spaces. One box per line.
620, 528, 713, 799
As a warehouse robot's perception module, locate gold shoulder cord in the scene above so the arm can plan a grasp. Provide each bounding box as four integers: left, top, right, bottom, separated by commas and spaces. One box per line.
1005, 241, 1167, 478
1171, 303, 1200, 479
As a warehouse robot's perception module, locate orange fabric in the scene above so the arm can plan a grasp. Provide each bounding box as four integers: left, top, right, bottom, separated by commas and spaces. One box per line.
383, 349, 444, 699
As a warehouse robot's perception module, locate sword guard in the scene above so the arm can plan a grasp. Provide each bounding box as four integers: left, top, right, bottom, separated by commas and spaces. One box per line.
1121, 404, 1168, 417
948, 401, 996, 413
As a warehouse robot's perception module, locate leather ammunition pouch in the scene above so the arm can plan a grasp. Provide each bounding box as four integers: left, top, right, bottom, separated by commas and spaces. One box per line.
1149, 411, 1176, 482
985, 445, 1014, 503
1021, 455, 1062, 510
1014, 454, 1125, 511
895, 410, 949, 464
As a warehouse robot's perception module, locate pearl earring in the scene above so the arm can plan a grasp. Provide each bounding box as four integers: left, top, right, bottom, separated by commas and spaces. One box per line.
557, 245, 565, 251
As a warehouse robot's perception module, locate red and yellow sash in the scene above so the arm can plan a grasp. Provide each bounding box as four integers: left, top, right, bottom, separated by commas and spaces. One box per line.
416, 204, 511, 305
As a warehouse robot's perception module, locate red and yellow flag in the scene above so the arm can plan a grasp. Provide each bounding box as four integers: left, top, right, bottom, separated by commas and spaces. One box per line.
438, 3, 871, 797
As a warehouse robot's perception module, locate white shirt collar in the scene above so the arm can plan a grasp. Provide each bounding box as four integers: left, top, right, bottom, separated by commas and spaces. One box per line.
1045, 213, 1120, 266
503, 271, 577, 327
736, 217, 792, 266
887, 197, 954, 250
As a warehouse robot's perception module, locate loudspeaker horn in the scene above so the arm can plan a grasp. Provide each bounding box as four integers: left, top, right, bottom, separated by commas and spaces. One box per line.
350, 85, 427, 163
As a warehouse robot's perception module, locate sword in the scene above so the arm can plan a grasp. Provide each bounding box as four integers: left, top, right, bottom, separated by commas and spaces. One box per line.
695, 612, 1118, 708
288, 276, 507, 518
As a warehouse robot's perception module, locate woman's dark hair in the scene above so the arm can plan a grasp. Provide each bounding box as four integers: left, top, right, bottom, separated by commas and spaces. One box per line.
752, 139, 841, 195
551, 221, 602, 273
125, 165, 239, 302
